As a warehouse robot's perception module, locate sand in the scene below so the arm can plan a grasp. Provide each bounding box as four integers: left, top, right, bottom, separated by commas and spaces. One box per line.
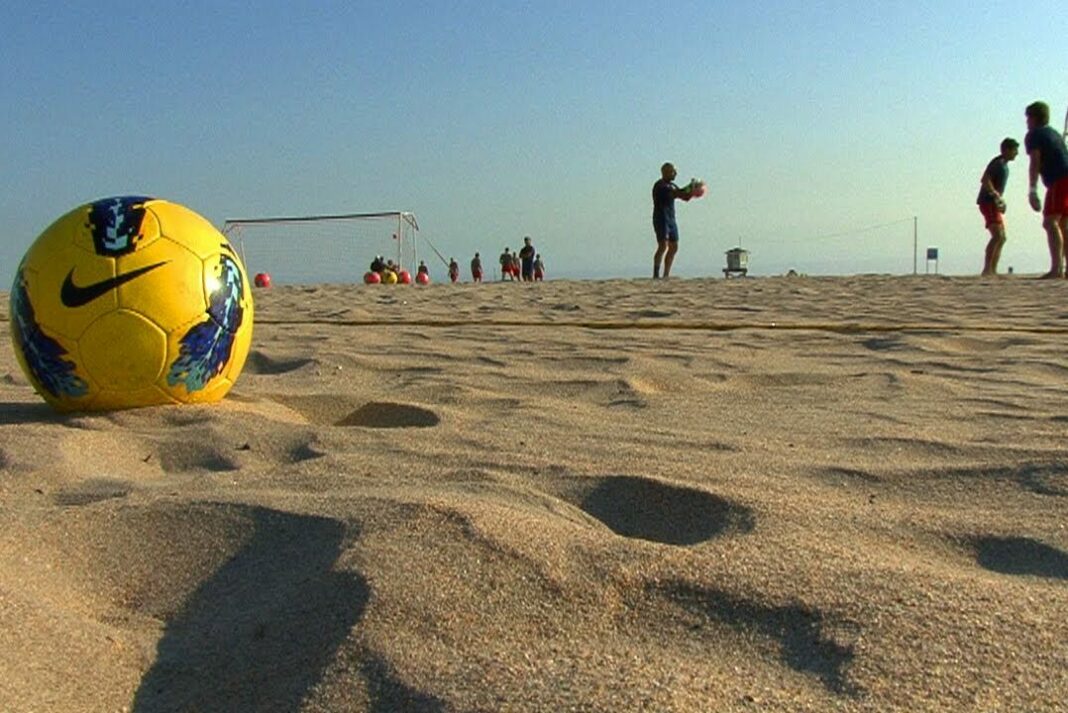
0, 274, 1066, 712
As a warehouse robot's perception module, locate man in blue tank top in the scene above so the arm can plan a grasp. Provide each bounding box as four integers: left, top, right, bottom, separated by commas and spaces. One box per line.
1024, 101, 1068, 277
652, 162, 693, 279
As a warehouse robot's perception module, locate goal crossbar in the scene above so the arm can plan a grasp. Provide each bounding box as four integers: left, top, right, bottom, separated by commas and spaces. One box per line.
224, 211, 418, 231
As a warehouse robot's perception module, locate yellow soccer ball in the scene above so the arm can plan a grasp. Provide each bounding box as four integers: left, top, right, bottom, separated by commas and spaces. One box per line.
381, 270, 398, 285
9, 196, 254, 412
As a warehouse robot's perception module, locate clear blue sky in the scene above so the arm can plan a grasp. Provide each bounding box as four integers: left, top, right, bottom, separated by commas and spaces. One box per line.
2, 1, 1065, 280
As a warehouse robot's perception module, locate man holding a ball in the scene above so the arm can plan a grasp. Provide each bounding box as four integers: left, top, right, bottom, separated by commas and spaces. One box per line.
651, 162, 695, 279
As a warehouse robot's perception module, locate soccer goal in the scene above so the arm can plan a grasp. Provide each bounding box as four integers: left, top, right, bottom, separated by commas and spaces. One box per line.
222, 211, 419, 284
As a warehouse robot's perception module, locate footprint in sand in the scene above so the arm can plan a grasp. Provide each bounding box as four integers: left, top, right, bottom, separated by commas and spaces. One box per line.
552, 475, 754, 546
860, 336, 908, 352
289, 438, 328, 462
1013, 463, 1068, 497
267, 395, 440, 430
971, 536, 1068, 580
627, 309, 678, 319
244, 351, 316, 376
543, 379, 648, 410
54, 478, 131, 507
153, 441, 241, 474
336, 402, 441, 429
646, 582, 858, 695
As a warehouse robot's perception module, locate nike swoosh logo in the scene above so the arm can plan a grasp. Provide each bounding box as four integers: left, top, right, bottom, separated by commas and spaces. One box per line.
60, 261, 169, 308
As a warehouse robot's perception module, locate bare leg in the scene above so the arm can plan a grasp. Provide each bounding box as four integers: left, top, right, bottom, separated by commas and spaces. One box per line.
1061, 216, 1068, 276
1042, 215, 1065, 278
663, 242, 679, 278
982, 223, 1005, 275
653, 240, 667, 278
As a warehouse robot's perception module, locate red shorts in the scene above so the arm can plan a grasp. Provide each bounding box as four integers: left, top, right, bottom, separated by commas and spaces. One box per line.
1044, 176, 1068, 217
534, 270, 544, 280
472, 270, 482, 281
979, 202, 1003, 227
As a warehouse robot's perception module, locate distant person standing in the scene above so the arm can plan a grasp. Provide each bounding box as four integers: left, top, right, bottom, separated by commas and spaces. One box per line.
519, 236, 536, 281
1024, 101, 1068, 278
533, 253, 545, 281
652, 162, 693, 279
448, 258, 460, 283
471, 252, 483, 282
499, 248, 513, 281
978, 138, 1019, 276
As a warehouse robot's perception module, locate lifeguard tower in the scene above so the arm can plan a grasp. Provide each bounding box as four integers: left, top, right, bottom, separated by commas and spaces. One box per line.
723, 247, 750, 278
925, 247, 939, 274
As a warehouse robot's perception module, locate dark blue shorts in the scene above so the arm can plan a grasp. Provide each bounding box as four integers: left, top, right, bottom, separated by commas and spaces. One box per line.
654, 220, 679, 242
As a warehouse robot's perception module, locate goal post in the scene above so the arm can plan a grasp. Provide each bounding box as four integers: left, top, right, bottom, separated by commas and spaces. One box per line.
222, 211, 419, 284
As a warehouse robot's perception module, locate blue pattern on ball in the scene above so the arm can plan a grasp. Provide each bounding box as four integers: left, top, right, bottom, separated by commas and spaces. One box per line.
167, 254, 245, 392
10, 268, 89, 399
87, 196, 153, 256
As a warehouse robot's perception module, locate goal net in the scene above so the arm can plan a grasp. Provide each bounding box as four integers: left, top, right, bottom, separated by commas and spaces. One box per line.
222, 211, 419, 284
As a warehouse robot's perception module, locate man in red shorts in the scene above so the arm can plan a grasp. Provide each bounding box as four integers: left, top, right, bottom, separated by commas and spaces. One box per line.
1024, 101, 1068, 278
978, 138, 1019, 276
499, 248, 514, 281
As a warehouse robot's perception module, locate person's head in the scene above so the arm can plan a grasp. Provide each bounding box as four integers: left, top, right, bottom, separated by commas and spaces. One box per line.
1000, 137, 1019, 161
1025, 101, 1050, 130
661, 162, 677, 181
475, 252, 479, 258
524, 236, 532, 245
535, 253, 540, 259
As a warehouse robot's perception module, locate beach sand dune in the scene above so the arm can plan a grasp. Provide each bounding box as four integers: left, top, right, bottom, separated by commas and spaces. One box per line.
1, 275, 1066, 711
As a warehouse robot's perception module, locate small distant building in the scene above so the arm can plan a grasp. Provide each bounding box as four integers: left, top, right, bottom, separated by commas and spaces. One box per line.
724, 248, 749, 278
926, 247, 939, 274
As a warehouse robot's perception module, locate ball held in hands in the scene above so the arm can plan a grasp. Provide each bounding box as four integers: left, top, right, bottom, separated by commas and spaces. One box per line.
686, 178, 708, 199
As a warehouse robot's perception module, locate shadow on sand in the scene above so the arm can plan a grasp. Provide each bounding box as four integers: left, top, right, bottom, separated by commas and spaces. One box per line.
131, 506, 367, 712
0, 400, 63, 425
